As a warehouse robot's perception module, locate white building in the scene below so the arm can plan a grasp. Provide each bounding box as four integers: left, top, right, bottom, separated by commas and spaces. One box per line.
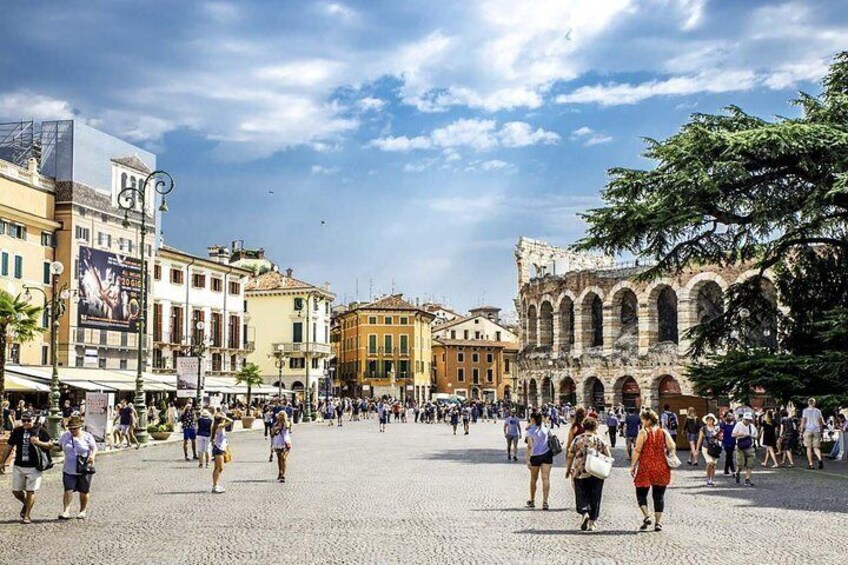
150, 245, 253, 376
432, 308, 518, 343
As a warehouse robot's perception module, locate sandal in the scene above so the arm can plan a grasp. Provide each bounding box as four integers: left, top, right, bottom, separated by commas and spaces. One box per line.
526, 500, 535, 509
654, 523, 663, 532
639, 517, 652, 531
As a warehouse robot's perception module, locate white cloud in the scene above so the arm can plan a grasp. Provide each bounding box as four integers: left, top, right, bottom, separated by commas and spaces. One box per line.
370, 118, 558, 152
480, 159, 513, 171
570, 126, 613, 146
324, 2, 355, 18
358, 97, 385, 112
0, 91, 75, 121
203, 2, 239, 23
311, 165, 339, 175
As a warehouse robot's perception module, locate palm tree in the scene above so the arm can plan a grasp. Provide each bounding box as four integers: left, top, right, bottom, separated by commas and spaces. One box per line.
0, 291, 43, 400
234, 362, 263, 414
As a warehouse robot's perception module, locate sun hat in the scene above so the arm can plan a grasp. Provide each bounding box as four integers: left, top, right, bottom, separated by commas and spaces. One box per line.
201, 409, 211, 418
67, 415, 84, 428
742, 412, 754, 420
702, 413, 717, 424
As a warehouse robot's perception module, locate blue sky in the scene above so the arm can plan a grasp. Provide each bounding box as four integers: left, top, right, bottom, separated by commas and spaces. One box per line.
2, 0, 847, 318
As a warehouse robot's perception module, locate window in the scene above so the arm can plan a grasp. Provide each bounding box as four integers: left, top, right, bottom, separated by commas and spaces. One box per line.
153, 304, 162, 342
472, 353, 479, 363
399, 359, 409, 377
170, 269, 184, 285
98, 357, 106, 369
475, 331, 481, 339
43, 261, 51, 284
486, 353, 493, 363
368, 335, 377, 354
313, 298, 319, 311
75, 356, 83, 368
294, 297, 304, 311
153, 264, 161, 280
0, 220, 5, 235
100, 330, 107, 345
228, 315, 240, 348
384, 334, 393, 352
10, 224, 26, 240
472, 368, 479, 384
384, 316, 392, 325
384, 360, 393, 375
457, 368, 465, 382
400, 317, 408, 325
13, 255, 22, 279
2, 251, 10, 276
292, 322, 303, 343
289, 358, 305, 369
192, 273, 206, 288
311, 358, 319, 369
399, 335, 409, 354
119, 359, 128, 370
367, 360, 377, 376
41, 232, 53, 247
41, 310, 49, 328
368, 316, 376, 324
495, 331, 501, 341
464, 330, 469, 339
97, 232, 111, 247
41, 345, 48, 365
504, 359, 510, 373
457, 352, 464, 363
487, 369, 493, 382
229, 281, 240, 294
101, 213, 109, 224
211, 278, 222, 292
450, 330, 456, 339
75, 226, 90, 242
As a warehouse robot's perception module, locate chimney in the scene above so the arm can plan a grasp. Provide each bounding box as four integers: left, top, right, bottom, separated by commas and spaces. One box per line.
285, 268, 293, 278
207, 245, 230, 264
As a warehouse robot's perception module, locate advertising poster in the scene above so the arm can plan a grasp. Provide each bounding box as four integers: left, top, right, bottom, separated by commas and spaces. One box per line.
78, 245, 142, 332
177, 356, 203, 398
84, 392, 114, 443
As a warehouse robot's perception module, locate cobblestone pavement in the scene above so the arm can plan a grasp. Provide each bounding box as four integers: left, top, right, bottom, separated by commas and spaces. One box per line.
1, 418, 847, 564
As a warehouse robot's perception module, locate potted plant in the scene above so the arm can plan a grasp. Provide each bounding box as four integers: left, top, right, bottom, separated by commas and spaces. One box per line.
147, 422, 174, 441
235, 362, 263, 429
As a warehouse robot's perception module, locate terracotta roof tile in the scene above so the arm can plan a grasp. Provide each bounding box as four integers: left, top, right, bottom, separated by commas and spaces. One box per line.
111, 155, 152, 174
245, 270, 330, 294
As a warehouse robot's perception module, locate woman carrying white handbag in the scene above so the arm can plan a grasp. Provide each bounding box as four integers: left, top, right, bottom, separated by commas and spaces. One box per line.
565, 417, 613, 532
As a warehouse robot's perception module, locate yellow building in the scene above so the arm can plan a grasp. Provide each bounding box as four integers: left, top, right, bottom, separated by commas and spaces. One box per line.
334, 294, 435, 403
0, 157, 59, 366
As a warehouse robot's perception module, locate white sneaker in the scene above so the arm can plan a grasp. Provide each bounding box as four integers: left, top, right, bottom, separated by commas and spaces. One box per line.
77, 511, 86, 520
212, 485, 226, 493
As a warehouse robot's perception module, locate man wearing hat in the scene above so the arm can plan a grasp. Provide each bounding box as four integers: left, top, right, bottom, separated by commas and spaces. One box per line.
0, 412, 53, 524
732, 412, 758, 486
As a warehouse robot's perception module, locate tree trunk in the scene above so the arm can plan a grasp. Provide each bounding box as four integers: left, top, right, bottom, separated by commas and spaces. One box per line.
246, 384, 252, 414
0, 328, 6, 402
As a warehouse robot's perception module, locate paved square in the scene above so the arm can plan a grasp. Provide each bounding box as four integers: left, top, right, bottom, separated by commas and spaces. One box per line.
1, 418, 847, 564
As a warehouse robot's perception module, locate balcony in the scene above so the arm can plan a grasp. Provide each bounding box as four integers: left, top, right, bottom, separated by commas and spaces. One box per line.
274, 342, 332, 357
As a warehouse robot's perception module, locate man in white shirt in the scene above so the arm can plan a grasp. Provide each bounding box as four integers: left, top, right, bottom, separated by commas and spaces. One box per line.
800, 397, 825, 470
731, 413, 757, 487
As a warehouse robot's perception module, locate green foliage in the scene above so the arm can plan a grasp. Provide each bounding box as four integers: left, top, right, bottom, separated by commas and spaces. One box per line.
147, 422, 174, 434
0, 290, 45, 400
235, 362, 263, 409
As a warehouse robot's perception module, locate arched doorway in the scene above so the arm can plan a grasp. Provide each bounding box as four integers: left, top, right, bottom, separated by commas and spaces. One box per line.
471, 387, 480, 400
292, 381, 305, 402
656, 374, 682, 409
583, 377, 605, 410
528, 379, 538, 407
657, 286, 679, 344
612, 288, 639, 347
541, 376, 554, 404
526, 305, 538, 346
539, 301, 554, 347
614, 376, 642, 410
559, 377, 576, 405
559, 297, 574, 350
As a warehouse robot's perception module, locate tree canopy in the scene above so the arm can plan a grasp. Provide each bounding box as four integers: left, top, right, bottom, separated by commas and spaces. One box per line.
0, 291, 44, 400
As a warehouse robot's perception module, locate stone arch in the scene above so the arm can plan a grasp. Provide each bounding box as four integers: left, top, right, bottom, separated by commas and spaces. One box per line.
610, 285, 639, 349
577, 288, 604, 349
528, 378, 539, 407
558, 295, 575, 350
539, 301, 554, 347
613, 375, 642, 409
645, 282, 679, 345
694, 280, 725, 324
471, 387, 481, 400
558, 377, 576, 405
541, 376, 553, 404
526, 304, 538, 346
582, 376, 605, 410
651, 374, 682, 410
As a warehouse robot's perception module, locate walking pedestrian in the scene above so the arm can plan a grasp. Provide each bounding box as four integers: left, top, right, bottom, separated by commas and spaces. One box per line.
57, 415, 97, 520
462, 404, 471, 435
180, 400, 198, 461
631, 408, 675, 532
263, 405, 274, 438
660, 404, 679, 445
624, 407, 640, 460
504, 409, 521, 460
450, 407, 459, 435
720, 411, 737, 475
524, 412, 553, 510
732, 412, 757, 487
684, 407, 701, 466
800, 398, 825, 470
760, 410, 779, 468
211, 413, 232, 493
566, 417, 611, 531
271, 411, 292, 483
778, 409, 797, 467
117, 399, 140, 449
0, 412, 53, 524
606, 412, 619, 448
566, 406, 587, 451
696, 413, 722, 486
196, 409, 213, 469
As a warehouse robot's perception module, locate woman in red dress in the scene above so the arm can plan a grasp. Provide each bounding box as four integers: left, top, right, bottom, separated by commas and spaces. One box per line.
630, 408, 676, 532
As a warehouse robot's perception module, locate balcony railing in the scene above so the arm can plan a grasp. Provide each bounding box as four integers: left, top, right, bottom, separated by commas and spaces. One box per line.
274, 342, 332, 356
366, 347, 411, 356
364, 371, 410, 379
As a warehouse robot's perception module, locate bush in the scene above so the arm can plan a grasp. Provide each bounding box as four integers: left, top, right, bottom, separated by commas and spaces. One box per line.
146, 422, 174, 434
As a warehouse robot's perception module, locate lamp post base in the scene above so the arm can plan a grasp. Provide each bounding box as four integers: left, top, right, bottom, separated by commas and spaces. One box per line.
46, 414, 63, 441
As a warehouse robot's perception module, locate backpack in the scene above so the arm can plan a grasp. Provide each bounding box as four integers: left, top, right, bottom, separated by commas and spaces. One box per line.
548, 432, 563, 457
666, 411, 678, 432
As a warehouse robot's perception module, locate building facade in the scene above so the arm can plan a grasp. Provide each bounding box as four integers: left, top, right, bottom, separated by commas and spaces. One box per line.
515, 238, 777, 411
0, 156, 59, 366
334, 294, 435, 403
150, 245, 253, 377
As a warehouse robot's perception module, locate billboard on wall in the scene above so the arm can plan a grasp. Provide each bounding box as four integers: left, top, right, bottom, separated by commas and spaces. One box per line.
176, 356, 204, 398
77, 246, 142, 332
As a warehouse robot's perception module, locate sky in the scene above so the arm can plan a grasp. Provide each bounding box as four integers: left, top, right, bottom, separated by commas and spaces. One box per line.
1, 0, 847, 319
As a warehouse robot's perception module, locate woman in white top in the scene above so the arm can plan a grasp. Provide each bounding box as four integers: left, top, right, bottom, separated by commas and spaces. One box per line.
211, 412, 233, 494
57, 416, 97, 520
271, 411, 292, 483
524, 412, 553, 510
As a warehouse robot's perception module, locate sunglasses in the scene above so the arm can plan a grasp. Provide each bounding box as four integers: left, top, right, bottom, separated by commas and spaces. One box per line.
21, 419, 33, 423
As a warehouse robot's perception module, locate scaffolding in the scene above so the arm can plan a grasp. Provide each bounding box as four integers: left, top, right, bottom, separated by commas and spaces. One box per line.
0, 120, 41, 167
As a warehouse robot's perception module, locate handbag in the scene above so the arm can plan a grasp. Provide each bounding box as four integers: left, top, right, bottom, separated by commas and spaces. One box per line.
548, 433, 563, 457
707, 442, 723, 458
665, 450, 682, 468
70, 436, 96, 475
584, 437, 614, 479
223, 447, 233, 463
34, 445, 54, 472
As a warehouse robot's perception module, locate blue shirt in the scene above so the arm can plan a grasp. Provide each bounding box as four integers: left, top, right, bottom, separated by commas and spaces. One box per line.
720, 422, 736, 447
504, 416, 521, 437
624, 414, 641, 438
197, 416, 213, 437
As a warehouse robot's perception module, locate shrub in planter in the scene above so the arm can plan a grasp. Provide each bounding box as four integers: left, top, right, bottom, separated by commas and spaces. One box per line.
147, 422, 174, 441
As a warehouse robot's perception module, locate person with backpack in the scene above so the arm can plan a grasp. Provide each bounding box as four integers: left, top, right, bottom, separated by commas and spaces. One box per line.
524, 412, 553, 510
732, 412, 757, 487
606, 412, 619, 448
504, 409, 522, 460
661, 404, 678, 444
0, 412, 53, 524
720, 411, 737, 475
778, 408, 797, 467
696, 414, 722, 486
566, 417, 611, 531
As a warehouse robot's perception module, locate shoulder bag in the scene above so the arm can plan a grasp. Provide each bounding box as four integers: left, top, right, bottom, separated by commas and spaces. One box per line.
584, 437, 614, 480
548, 432, 563, 457
662, 429, 682, 468
70, 435, 96, 475
34, 442, 54, 472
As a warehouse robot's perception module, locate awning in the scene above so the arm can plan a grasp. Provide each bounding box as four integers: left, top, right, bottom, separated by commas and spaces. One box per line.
5, 374, 51, 393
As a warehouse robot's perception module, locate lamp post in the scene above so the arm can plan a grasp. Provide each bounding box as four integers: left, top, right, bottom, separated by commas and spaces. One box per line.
191, 321, 206, 410
118, 169, 174, 444
301, 290, 322, 422
24, 261, 74, 440
271, 348, 286, 399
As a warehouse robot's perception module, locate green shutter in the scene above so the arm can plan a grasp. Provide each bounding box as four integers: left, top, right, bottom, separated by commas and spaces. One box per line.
14, 255, 23, 279
1, 253, 7, 276
43, 262, 51, 284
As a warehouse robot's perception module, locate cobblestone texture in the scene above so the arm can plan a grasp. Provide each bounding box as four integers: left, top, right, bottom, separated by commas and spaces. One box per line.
1, 419, 847, 564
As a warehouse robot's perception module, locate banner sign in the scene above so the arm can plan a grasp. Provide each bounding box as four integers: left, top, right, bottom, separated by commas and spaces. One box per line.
84, 392, 114, 443
176, 356, 203, 398
78, 246, 142, 332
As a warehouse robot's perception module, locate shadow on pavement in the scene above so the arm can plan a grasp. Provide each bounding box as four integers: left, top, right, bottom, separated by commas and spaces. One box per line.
515, 529, 637, 536
157, 490, 208, 495
419, 448, 528, 465
472, 507, 570, 513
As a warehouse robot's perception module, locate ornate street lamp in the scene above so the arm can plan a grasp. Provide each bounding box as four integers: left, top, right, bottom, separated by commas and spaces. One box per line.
24, 261, 75, 440
118, 170, 174, 444
191, 320, 206, 410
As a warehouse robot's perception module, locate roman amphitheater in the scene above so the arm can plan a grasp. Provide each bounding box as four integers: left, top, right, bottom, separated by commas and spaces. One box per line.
514, 237, 778, 411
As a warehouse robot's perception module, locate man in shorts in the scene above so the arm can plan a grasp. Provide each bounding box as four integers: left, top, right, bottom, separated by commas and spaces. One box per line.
117, 399, 139, 449
196, 409, 213, 468
503, 409, 522, 461
0, 412, 53, 524
800, 397, 825, 470
732, 412, 757, 487
180, 400, 198, 461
